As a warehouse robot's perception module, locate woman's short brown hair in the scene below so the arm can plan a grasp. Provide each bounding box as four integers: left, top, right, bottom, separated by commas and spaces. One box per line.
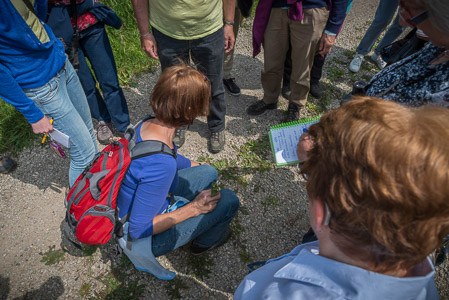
150, 64, 210, 127
302, 97, 449, 272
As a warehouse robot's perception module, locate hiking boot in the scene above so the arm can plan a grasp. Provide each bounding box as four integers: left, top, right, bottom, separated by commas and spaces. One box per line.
0, 155, 17, 174
223, 78, 241, 96
96, 121, 113, 145
247, 100, 277, 116
208, 130, 225, 153
349, 54, 364, 73
286, 103, 302, 122
282, 85, 291, 99
309, 82, 323, 99
173, 127, 187, 148
371, 52, 387, 70
190, 227, 232, 255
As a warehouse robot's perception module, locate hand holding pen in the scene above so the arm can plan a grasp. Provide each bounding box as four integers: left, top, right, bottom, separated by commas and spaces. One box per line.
41, 118, 54, 143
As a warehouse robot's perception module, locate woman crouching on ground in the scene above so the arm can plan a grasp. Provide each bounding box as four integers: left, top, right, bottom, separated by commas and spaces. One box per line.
235, 98, 449, 299
117, 65, 239, 279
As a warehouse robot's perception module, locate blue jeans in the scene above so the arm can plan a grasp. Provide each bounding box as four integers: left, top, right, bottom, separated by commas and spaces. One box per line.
24, 58, 98, 186
78, 23, 130, 132
356, 0, 405, 55
151, 165, 239, 256
153, 28, 226, 133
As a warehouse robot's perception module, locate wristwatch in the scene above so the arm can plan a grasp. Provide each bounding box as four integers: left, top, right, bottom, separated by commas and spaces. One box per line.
224, 20, 234, 26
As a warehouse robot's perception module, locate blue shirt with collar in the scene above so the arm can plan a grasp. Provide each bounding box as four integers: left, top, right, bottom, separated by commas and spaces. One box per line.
234, 241, 439, 299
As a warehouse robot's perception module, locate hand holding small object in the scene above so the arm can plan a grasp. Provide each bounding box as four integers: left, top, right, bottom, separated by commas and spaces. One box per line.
191, 189, 220, 215
41, 118, 54, 143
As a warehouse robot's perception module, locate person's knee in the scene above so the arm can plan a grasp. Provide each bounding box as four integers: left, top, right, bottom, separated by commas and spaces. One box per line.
219, 189, 240, 216
199, 164, 218, 182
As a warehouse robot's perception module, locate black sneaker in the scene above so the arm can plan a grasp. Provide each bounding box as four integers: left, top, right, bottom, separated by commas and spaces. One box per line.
286, 103, 302, 122
223, 78, 241, 96
208, 130, 225, 153
282, 85, 291, 99
173, 127, 187, 148
190, 227, 232, 255
247, 100, 278, 116
309, 82, 323, 99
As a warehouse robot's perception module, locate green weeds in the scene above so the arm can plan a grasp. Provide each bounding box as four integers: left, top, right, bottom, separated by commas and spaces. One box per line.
0, 101, 38, 154
327, 67, 345, 82
261, 197, 281, 213
186, 254, 214, 280
230, 213, 253, 264
343, 50, 355, 59
95, 272, 144, 299
198, 136, 273, 186
166, 277, 188, 300
40, 245, 66, 265
79, 283, 91, 297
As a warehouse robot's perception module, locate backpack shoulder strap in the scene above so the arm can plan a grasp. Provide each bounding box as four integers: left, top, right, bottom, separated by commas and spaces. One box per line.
125, 116, 177, 160
125, 116, 152, 151
130, 140, 176, 161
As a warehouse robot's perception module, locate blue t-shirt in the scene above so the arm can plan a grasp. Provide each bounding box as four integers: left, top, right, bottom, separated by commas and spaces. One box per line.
117, 122, 191, 239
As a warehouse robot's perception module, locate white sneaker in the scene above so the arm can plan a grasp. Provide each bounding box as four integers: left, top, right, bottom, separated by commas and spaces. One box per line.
349, 54, 364, 73
371, 53, 387, 70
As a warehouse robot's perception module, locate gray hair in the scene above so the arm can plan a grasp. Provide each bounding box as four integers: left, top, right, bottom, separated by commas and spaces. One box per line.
414, 0, 449, 33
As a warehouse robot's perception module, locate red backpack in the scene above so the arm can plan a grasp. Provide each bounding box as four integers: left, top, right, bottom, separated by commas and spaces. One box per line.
63, 120, 176, 247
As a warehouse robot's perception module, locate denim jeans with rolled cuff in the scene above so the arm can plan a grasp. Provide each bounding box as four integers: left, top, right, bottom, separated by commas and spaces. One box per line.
77, 23, 130, 132
152, 27, 226, 133
24, 57, 98, 187
356, 0, 405, 56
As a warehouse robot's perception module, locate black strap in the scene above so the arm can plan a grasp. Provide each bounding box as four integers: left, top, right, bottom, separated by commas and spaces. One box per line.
131, 140, 176, 160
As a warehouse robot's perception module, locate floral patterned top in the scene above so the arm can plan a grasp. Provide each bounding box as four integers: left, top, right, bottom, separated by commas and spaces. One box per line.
48, 0, 98, 32
366, 43, 449, 108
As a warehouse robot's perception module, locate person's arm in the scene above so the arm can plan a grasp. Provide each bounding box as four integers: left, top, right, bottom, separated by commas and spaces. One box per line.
131, 0, 159, 59
0, 64, 53, 134
318, 0, 349, 55
127, 156, 220, 238
223, 0, 236, 53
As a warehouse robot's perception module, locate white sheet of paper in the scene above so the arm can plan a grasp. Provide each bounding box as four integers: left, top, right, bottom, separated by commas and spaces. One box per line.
49, 129, 70, 148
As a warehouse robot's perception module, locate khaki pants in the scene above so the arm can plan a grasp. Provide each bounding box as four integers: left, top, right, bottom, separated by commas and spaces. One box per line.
223, 6, 242, 79
261, 7, 329, 106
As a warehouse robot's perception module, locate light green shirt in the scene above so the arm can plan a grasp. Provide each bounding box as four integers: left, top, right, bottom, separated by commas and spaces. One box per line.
149, 0, 223, 40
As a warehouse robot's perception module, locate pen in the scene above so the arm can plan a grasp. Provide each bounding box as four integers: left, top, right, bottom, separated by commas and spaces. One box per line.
41, 118, 54, 144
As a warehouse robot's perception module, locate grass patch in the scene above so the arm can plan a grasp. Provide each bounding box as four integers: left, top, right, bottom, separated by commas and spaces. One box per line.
79, 283, 91, 297
0, 101, 38, 155
82, 245, 99, 256
327, 67, 345, 82
102, 0, 158, 86
95, 272, 144, 299
198, 136, 273, 185
40, 245, 66, 265
332, 57, 347, 66
343, 50, 355, 59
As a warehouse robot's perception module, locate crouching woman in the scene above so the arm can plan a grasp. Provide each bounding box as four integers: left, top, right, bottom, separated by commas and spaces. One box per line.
117, 65, 239, 279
